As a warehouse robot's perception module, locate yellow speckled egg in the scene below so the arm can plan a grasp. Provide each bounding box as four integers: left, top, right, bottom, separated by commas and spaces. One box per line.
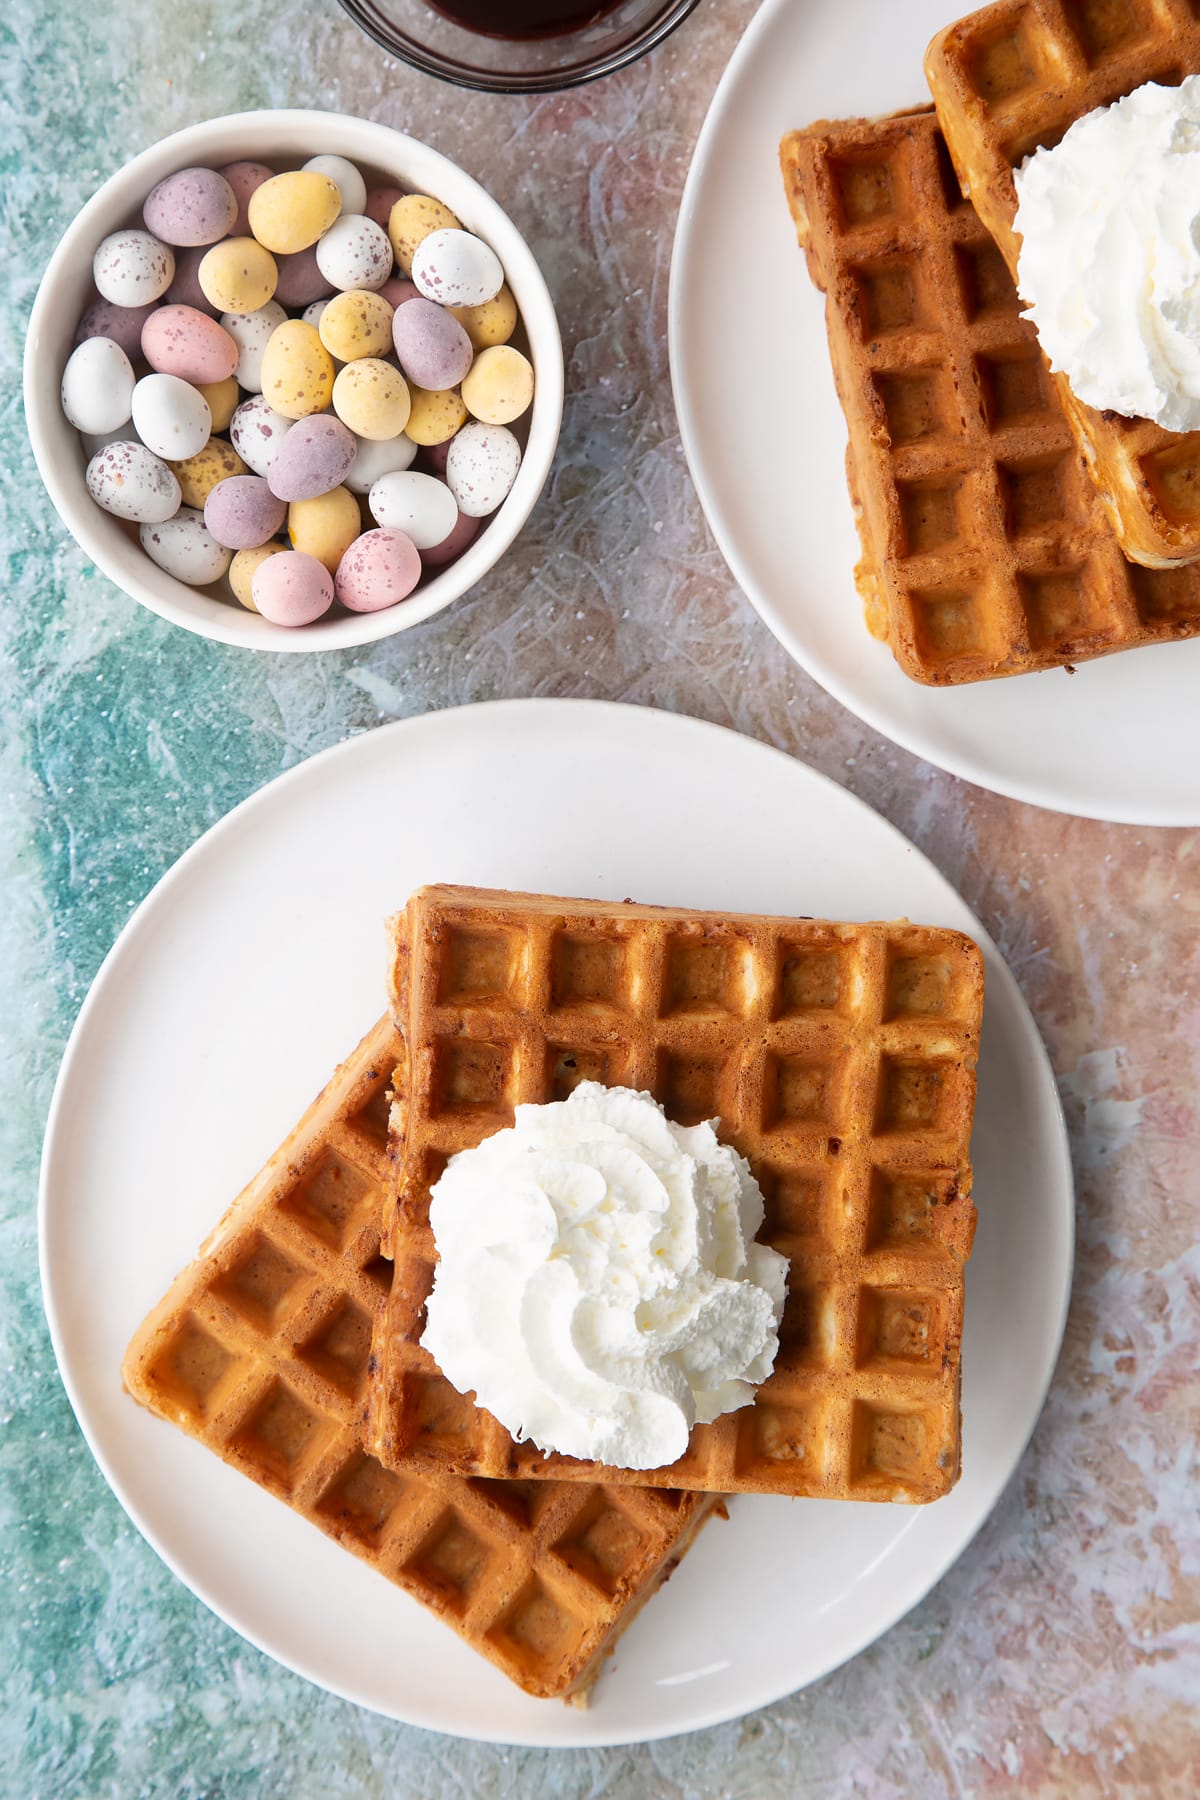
261, 320, 336, 420
170, 436, 247, 508
195, 374, 240, 432
248, 171, 342, 254
228, 542, 285, 611
388, 194, 461, 276
461, 344, 534, 425
319, 289, 395, 362
403, 383, 469, 446
198, 237, 278, 313
332, 358, 411, 440
449, 284, 518, 350
288, 485, 362, 572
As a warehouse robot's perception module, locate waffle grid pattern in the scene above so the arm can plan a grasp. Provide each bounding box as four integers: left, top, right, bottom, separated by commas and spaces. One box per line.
123, 1017, 716, 1702
925, 0, 1200, 566
370, 887, 982, 1502
780, 108, 1200, 681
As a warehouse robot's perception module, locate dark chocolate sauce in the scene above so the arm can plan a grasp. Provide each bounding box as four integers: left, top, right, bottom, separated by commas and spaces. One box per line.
425, 0, 624, 40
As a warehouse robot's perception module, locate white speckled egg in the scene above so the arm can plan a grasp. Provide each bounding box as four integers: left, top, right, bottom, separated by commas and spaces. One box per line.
368, 469, 458, 549
221, 300, 288, 392
411, 228, 503, 308
302, 154, 367, 217
230, 394, 292, 478
444, 420, 521, 517
61, 336, 135, 435
315, 214, 393, 293
343, 430, 418, 494
93, 229, 175, 307
131, 372, 212, 461
86, 440, 181, 522
139, 505, 233, 583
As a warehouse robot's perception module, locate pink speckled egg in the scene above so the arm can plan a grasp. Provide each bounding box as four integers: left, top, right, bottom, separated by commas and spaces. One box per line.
144, 167, 238, 247
378, 276, 420, 311
334, 527, 421, 612
365, 185, 405, 230
220, 160, 275, 235
251, 549, 333, 625
204, 474, 287, 549
141, 305, 238, 384
273, 245, 334, 310
164, 246, 218, 315
420, 507, 481, 569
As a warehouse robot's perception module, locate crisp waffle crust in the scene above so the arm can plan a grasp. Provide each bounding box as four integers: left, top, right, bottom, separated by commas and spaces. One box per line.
925, 0, 1200, 568
370, 887, 983, 1502
123, 1017, 718, 1701
780, 106, 1200, 682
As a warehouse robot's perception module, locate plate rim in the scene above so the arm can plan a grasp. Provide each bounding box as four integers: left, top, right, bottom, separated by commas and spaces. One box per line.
37, 697, 1076, 1745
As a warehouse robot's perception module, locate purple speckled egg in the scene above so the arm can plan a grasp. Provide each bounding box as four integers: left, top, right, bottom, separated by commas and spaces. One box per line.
229, 394, 291, 478
334, 527, 421, 612
273, 245, 334, 309
392, 298, 473, 392
141, 305, 238, 384
378, 276, 420, 311
144, 167, 238, 247
164, 246, 218, 315
266, 414, 357, 502
365, 184, 405, 230
252, 549, 333, 626
419, 438, 452, 479
204, 474, 287, 549
75, 296, 159, 360
419, 506, 481, 569
220, 160, 275, 236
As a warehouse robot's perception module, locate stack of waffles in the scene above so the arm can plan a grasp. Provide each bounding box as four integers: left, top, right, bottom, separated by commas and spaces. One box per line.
124, 884, 985, 1702
780, 1, 1200, 684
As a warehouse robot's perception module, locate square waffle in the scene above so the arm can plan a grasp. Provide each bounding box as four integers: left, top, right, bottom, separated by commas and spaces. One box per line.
925, 0, 1200, 568
369, 885, 983, 1502
123, 1016, 719, 1703
780, 106, 1200, 682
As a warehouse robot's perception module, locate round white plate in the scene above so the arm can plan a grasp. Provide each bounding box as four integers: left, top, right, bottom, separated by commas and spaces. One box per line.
40, 699, 1073, 1746
670, 0, 1200, 825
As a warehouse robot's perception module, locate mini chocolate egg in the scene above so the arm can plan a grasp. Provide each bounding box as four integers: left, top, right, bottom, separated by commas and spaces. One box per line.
319, 289, 395, 362
248, 171, 342, 255
86, 440, 180, 522
131, 372, 212, 461
164, 246, 217, 315
266, 414, 357, 502
288, 484, 361, 572
392, 297, 473, 392
140, 506, 232, 584
228, 541, 284, 610
221, 300, 287, 391
331, 358, 410, 440
204, 473, 287, 549
334, 527, 421, 612
93, 229, 175, 307
273, 244, 334, 310
220, 161, 275, 235
141, 305, 239, 385
230, 394, 292, 478
316, 214, 393, 293
260, 319, 336, 420
61, 337, 135, 435
420, 507, 481, 568
343, 430, 418, 494
195, 374, 240, 433
144, 167, 237, 247
252, 549, 334, 626
388, 195, 461, 277
368, 469, 457, 548
411, 228, 503, 309
445, 420, 521, 517
75, 297, 159, 360
449, 284, 518, 350
302, 154, 367, 217
198, 237, 278, 313
403, 383, 468, 447
170, 436, 246, 507
365, 185, 404, 230
461, 344, 534, 425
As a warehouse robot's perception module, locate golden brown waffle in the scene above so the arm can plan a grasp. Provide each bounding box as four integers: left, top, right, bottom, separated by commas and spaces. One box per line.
925, 0, 1200, 568
123, 1016, 719, 1703
780, 107, 1200, 682
370, 885, 982, 1503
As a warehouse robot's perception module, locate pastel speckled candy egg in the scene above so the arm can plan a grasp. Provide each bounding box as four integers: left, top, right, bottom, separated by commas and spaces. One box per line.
392, 297, 473, 392
198, 237, 278, 313
420, 506, 480, 569
368, 470, 457, 549
170, 436, 246, 508
248, 171, 342, 255
220, 161, 275, 236
131, 372, 212, 461
316, 215, 393, 293
288, 485, 361, 572
93, 229, 175, 307
221, 301, 288, 391
143, 168, 237, 246
195, 374, 239, 433
230, 394, 292, 478
86, 440, 180, 522
334, 527, 421, 612
261, 320, 336, 420
365, 185, 404, 230
204, 473, 287, 549
450, 285, 518, 350
61, 337, 135, 435
445, 420, 521, 517
411, 229, 502, 309
319, 289, 395, 362
273, 245, 334, 309
141, 305, 239, 385
164, 246, 216, 315
461, 344, 534, 425
228, 541, 284, 611
252, 548, 334, 625
343, 430, 417, 494
139, 506, 232, 584
332, 358, 410, 440
388, 194, 460, 276
75, 297, 158, 360
266, 414, 357, 502
403, 383, 467, 447
303, 155, 367, 217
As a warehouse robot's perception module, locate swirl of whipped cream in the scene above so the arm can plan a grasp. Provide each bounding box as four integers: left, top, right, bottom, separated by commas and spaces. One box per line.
420, 1082, 789, 1470
1014, 75, 1200, 431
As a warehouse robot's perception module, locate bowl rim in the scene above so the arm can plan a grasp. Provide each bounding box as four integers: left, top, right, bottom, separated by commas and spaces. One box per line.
23, 107, 564, 653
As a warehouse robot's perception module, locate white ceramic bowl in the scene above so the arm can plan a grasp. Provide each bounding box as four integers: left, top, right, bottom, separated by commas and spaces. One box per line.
24, 109, 563, 652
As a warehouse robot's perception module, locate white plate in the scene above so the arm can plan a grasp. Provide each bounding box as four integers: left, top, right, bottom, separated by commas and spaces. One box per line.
670, 0, 1200, 825
39, 699, 1072, 1747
